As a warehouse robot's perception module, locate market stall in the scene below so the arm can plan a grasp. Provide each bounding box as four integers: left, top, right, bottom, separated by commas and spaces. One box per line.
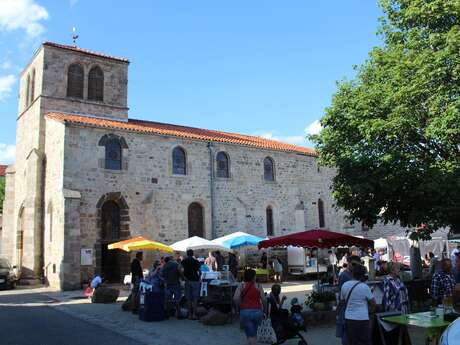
108, 236, 173, 285
212, 232, 267, 280
259, 229, 374, 293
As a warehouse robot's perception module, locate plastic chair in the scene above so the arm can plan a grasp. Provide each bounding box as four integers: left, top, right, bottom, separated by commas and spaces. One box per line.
200, 281, 208, 297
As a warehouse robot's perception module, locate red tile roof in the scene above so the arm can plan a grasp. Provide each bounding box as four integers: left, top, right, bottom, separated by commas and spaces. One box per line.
43, 42, 129, 63
46, 112, 317, 156
0, 165, 7, 177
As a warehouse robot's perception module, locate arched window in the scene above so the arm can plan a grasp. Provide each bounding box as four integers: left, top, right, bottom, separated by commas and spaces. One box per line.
25, 73, 30, 108
264, 157, 275, 181
88, 66, 104, 101
30, 69, 35, 104
188, 202, 204, 237
266, 206, 274, 236
318, 199, 325, 228
99, 134, 127, 171
67, 63, 84, 98
105, 138, 122, 170
173, 147, 186, 175
216, 151, 229, 178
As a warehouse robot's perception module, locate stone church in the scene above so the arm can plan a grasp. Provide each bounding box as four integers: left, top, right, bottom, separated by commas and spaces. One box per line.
1, 42, 403, 290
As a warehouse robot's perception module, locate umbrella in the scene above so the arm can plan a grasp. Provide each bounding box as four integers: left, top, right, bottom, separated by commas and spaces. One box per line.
211, 231, 265, 249
258, 229, 374, 249
124, 240, 173, 253
171, 236, 232, 252
107, 236, 150, 250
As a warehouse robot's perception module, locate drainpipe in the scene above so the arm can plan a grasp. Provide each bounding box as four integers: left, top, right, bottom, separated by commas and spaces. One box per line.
207, 142, 216, 239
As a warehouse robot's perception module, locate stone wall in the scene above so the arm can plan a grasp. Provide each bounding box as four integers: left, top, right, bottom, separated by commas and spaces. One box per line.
1, 166, 15, 258
43, 119, 66, 289
55, 120, 406, 285
41, 45, 129, 119
4, 48, 47, 281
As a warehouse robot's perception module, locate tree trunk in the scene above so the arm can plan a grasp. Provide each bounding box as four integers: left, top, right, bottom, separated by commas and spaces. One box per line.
410, 240, 423, 279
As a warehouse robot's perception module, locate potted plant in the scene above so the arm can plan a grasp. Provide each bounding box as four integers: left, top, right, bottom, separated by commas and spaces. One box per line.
305, 291, 336, 311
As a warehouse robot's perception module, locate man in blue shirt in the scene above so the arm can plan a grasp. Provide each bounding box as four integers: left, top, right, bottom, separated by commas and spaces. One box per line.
431, 258, 456, 306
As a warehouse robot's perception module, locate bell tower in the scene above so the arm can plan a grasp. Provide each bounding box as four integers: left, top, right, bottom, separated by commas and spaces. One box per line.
1, 42, 129, 283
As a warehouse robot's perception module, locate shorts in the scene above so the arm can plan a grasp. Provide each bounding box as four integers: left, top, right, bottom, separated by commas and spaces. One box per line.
185, 281, 201, 302
165, 284, 182, 304
240, 309, 263, 338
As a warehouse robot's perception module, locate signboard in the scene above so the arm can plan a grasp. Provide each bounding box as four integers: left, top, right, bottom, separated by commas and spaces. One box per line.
80, 248, 93, 266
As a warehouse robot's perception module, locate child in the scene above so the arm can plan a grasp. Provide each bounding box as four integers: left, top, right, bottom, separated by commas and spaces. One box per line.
290, 298, 305, 330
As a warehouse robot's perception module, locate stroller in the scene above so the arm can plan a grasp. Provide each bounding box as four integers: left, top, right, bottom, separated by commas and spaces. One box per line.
270, 309, 308, 345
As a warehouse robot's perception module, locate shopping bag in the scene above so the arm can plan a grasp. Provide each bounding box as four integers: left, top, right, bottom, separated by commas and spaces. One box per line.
257, 318, 277, 344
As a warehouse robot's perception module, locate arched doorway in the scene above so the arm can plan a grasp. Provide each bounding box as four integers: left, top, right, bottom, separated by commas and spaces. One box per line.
100, 201, 122, 282
188, 203, 204, 238
96, 194, 130, 283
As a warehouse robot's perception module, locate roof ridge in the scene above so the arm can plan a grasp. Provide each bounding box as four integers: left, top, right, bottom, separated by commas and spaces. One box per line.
128, 118, 310, 150
46, 112, 317, 156
43, 42, 129, 63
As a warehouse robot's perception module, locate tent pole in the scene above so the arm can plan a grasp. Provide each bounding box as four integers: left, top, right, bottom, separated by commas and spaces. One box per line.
267, 248, 270, 282
316, 252, 320, 293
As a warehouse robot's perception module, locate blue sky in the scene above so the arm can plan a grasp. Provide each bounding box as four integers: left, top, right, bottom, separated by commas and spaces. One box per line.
0, 0, 383, 164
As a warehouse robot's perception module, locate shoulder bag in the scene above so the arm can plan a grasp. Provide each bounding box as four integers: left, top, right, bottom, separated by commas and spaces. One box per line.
335, 282, 360, 338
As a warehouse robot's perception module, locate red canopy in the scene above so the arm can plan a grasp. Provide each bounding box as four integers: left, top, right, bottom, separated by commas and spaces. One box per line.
258, 229, 374, 249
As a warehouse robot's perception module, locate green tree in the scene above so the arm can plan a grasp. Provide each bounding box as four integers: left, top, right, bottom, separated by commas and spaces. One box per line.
313, 0, 460, 238
0, 177, 4, 214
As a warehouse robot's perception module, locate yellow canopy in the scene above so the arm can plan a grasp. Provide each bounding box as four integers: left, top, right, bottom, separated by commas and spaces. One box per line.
107, 236, 149, 250
108, 237, 173, 253
124, 240, 173, 253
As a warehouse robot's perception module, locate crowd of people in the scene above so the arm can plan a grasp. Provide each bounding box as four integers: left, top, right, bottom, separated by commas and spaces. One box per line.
86, 245, 460, 345
331, 245, 460, 345
128, 249, 238, 319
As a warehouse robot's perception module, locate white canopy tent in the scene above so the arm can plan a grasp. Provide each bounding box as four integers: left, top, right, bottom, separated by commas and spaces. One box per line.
171, 236, 232, 253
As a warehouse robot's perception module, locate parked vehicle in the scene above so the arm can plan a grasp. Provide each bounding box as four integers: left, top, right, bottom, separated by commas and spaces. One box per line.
0, 258, 17, 289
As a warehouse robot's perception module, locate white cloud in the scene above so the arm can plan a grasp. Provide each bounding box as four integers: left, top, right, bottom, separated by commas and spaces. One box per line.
305, 119, 322, 136
0, 0, 49, 38
0, 74, 16, 101
0, 143, 15, 164
255, 131, 307, 146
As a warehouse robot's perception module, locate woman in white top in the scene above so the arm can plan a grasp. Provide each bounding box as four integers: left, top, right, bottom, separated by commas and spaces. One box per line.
340, 264, 376, 345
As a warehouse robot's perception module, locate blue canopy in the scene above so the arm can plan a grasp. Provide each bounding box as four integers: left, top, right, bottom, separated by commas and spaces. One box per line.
211, 231, 265, 249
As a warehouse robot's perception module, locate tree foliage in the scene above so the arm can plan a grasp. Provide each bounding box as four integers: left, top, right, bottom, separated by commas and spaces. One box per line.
313, 0, 460, 237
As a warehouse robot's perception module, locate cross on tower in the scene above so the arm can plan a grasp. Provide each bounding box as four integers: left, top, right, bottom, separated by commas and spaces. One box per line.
72, 27, 79, 46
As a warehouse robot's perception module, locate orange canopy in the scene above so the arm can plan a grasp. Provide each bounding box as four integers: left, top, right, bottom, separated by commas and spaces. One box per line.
107, 236, 151, 250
